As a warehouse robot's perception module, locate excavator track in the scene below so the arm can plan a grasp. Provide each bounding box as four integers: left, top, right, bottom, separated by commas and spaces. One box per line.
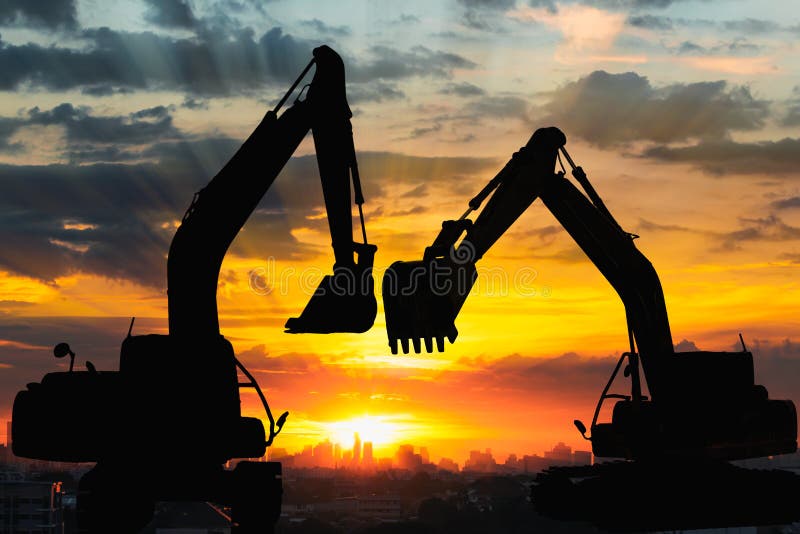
532, 460, 800, 532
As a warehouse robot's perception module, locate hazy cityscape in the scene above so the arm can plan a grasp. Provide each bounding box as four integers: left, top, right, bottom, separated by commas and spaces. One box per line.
3, 418, 800, 533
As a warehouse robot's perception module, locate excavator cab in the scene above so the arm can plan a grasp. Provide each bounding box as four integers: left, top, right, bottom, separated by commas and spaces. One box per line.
581, 347, 797, 461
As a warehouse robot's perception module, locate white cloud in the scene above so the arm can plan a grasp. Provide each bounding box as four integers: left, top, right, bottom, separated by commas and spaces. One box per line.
508, 4, 627, 62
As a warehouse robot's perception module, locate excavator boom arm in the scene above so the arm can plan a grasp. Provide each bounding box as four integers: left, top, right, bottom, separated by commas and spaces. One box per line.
383, 127, 673, 395
169, 45, 376, 337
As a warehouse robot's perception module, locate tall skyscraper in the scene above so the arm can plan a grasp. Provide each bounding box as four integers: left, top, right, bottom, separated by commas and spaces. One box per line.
352, 433, 361, 465
362, 441, 373, 465
419, 446, 429, 464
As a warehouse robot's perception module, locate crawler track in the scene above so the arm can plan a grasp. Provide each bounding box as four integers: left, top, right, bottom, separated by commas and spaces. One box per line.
532, 460, 800, 532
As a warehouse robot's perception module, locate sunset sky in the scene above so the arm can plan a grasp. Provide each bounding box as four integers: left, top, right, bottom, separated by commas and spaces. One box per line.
1, 0, 799, 464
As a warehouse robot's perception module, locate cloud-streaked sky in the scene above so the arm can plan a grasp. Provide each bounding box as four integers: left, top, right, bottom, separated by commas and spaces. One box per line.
1, 0, 798, 463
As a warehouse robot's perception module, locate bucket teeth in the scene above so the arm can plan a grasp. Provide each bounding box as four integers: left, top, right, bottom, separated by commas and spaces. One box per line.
382, 258, 475, 355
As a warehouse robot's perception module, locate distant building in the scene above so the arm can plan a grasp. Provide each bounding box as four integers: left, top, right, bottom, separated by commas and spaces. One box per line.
377, 458, 392, 471
362, 442, 374, 466
521, 454, 551, 473
419, 447, 429, 464
295, 445, 314, 468
573, 450, 593, 466
352, 433, 361, 465
544, 442, 573, 464
437, 457, 459, 473
268, 447, 289, 462
314, 440, 334, 468
464, 449, 496, 473
0, 471, 64, 534
0, 444, 11, 465
395, 445, 423, 471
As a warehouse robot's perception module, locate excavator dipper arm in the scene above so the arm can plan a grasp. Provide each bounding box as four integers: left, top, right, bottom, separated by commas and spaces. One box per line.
169, 45, 376, 338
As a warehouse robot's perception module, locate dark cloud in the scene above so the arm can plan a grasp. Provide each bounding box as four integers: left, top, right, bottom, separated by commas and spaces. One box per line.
637, 215, 800, 253
392, 14, 421, 24
628, 15, 788, 35
528, 0, 558, 11
642, 138, 800, 176
401, 184, 429, 198
780, 87, 800, 127
0, 0, 77, 30
0, 162, 181, 286
387, 205, 428, 217
529, 0, 686, 10
471, 95, 530, 121
674, 39, 761, 56
676, 41, 705, 55
299, 19, 351, 37
782, 106, 800, 127
0, 123, 495, 285
401, 123, 443, 140
26, 102, 180, 149
0, 103, 180, 160
143, 0, 195, 29
583, 0, 692, 8
0, 26, 314, 95
0, 28, 475, 95
458, 0, 517, 8
540, 71, 769, 147
771, 197, 800, 210
722, 18, 780, 34
720, 215, 800, 250
458, 0, 519, 30
458, 352, 620, 404
0, 117, 23, 152
439, 82, 486, 97
348, 45, 477, 83
346, 81, 405, 104
627, 14, 673, 30
637, 219, 697, 234
461, 10, 493, 31
181, 96, 209, 110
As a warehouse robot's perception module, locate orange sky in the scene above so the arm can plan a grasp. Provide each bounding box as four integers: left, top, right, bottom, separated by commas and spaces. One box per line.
1, 0, 799, 465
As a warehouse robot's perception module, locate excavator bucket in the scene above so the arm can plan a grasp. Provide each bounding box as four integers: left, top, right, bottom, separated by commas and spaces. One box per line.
382, 256, 477, 354
285, 243, 378, 334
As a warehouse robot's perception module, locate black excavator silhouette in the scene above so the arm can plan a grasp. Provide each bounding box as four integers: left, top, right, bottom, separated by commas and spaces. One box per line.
383, 127, 798, 530
11, 45, 376, 533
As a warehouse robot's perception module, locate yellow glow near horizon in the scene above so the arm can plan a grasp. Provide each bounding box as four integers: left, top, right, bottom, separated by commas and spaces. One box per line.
323, 415, 407, 450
